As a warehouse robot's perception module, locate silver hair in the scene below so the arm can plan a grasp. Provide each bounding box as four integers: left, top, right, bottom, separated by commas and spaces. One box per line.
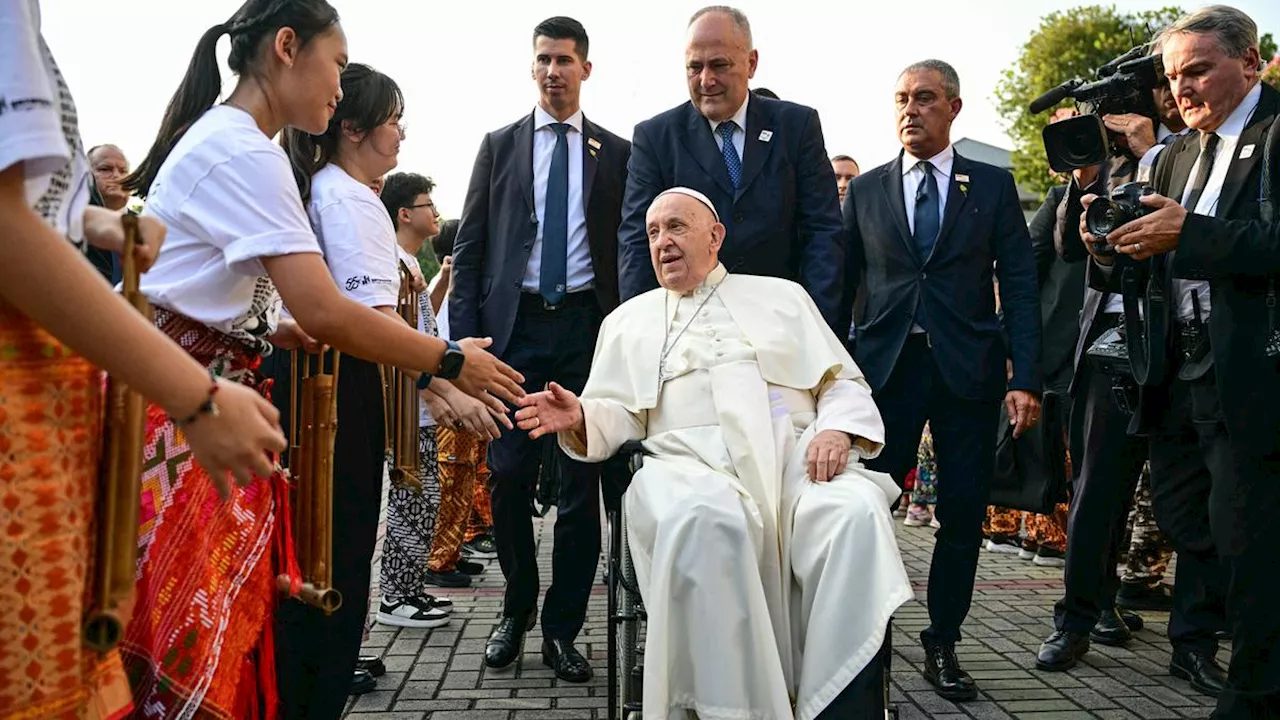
1159, 5, 1259, 64
900, 59, 961, 99
689, 5, 753, 49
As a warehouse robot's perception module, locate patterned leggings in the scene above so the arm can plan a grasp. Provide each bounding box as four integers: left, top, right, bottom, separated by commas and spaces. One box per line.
1120, 462, 1172, 585
379, 427, 442, 603
465, 472, 493, 543
430, 427, 490, 572
984, 504, 1069, 550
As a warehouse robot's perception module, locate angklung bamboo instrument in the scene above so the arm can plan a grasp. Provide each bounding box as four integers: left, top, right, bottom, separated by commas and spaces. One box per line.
275, 349, 344, 614
84, 214, 151, 653
384, 260, 423, 491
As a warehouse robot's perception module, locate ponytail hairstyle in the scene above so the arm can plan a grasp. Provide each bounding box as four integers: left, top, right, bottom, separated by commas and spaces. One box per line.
123, 0, 340, 197
281, 63, 404, 203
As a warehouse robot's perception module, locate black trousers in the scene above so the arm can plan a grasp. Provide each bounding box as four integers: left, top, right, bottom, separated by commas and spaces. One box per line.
1146, 370, 1280, 720
866, 335, 1001, 645
489, 293, 603, 641
268, 353, 386, 720
815, 628, 891, 719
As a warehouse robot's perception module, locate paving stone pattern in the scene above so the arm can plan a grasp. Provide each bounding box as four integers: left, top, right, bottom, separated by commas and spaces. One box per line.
344, 495, 1224, 720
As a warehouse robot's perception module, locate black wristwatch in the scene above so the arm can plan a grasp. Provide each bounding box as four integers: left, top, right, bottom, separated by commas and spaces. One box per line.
436, 339, 465, 380
416, 372, 433, 390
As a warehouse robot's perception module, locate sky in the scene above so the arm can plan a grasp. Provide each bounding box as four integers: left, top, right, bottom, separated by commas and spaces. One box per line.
43, 0, 1280, 217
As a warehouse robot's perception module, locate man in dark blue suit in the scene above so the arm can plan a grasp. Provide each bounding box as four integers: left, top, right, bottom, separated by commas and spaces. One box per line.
449, 16, 630, 684
844, 59, 1043, 702
617, 5, 845, 332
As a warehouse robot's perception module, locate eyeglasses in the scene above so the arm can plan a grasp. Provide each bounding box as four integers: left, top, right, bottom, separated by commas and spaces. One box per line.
408, 201, 435, 210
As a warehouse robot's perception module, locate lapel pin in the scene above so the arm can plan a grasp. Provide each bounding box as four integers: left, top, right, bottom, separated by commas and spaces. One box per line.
955, 174, 970, 183
1240, 144, 1255, 159
759, 130, 773, 142
588, 137, 601, 150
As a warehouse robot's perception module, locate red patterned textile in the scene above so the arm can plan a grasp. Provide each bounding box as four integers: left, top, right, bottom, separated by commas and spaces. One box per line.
0, 301, 133, 720
120, 308, 286, 720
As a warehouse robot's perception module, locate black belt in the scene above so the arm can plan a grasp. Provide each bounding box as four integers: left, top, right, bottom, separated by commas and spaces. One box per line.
518, 289, 595, 312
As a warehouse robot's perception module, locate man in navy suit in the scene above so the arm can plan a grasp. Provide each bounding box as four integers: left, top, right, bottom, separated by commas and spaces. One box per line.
843, 59, 1043, 701
449, 16, 630, 684
617, 5, 845, 332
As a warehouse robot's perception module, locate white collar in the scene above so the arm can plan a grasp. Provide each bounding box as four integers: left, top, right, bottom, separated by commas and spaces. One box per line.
666, 262, 728, 298
708, 95, 750, 135
1208, 81, 1262, 143
534, 105, 584, 134
902, 144, 954, 178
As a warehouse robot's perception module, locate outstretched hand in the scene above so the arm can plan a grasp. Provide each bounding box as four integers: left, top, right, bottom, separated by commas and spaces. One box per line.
453, 337, 526, 410
514, 382, 583, 440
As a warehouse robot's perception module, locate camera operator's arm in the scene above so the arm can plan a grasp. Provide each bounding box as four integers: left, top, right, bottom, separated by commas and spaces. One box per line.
1054, 164, 1106, 263
1030, 186, 1067, 285
1103, 114, 1158, 162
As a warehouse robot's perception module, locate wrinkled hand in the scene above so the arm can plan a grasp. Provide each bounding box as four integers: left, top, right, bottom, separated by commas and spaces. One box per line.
452, 337, 525, 409
270, 318, 325, 353
182, 380, 287, 501
1077, 194, 1116, 266
1105, 194, 1187, 261
82, 207, 167, 272
1005, 390, 1042, 440
1102, 113, 1158, 158
807, 430, 853, 483
514, 382, 583, 440
447, 391, 508, 440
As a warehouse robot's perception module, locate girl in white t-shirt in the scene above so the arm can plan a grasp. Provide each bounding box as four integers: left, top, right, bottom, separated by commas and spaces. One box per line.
112, 2, 524, 717
0, 4, 289, 718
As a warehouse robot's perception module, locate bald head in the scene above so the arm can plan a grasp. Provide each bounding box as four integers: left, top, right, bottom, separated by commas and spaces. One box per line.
88, 144, 130, 210
646, 191, 725, 294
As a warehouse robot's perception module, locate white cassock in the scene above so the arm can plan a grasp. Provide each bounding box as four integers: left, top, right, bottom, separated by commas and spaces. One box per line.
560, 264, 914, 720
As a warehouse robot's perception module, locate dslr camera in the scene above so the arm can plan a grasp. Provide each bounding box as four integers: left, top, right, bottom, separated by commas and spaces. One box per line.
1084, 181, 1156, 257
1031, 44, 1163, 171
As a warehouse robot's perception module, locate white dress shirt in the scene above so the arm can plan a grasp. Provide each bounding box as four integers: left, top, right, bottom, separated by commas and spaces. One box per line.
901, 145, 953, 235
708, 96, 749, 161
522, 106, 593, 294
1175, 81, 1262, 323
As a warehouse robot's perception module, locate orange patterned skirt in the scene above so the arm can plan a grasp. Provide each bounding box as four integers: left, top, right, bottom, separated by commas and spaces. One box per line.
0, 302, 133, 720
120, 309, 287, 720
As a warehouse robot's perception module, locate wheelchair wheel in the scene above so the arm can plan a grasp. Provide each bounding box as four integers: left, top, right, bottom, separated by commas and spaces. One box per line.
616, 502, 642, 718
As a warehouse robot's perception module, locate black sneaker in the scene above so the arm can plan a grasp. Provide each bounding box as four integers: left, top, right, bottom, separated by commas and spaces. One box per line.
376, 597, 451, 628
424, 569, 472, 588
462, 535, 498, 559
1116, 581, 1174, 612
458, 559, 487, 576
427, 594, 454, 613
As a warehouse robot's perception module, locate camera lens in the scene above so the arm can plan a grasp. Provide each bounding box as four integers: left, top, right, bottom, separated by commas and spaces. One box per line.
1085, 198, 1128, 238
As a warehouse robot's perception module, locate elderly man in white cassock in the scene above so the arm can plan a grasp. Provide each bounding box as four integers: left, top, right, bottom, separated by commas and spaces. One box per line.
516, 186, 914, 719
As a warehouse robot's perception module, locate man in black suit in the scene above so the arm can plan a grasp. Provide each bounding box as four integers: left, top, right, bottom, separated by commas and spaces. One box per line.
449, 16, 630, 683
1074, 8, 1279, 716
618, 5, 845, 332
843, 59, 1042, 701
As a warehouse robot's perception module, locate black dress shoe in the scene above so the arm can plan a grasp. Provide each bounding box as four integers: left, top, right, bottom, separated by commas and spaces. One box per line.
1170, 648, 1227, 698
349, 668, 377, 695
485, 613, 535, 669
1120, 610, 1144, 632
457, 559, 487, 576
542, 638, 593, 683
1037, 630, 1090, 671
1116, 581, 1174, 612
356, 655, 386, 678
921, 640, 978, 701
1091, 608, 1133, 647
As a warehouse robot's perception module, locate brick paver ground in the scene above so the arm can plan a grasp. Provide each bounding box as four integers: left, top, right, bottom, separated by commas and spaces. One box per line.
344, 497, 1224, 720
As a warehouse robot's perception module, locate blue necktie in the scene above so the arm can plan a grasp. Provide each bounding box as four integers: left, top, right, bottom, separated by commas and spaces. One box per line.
540, 123, 570, 305
718, 122, 741, 189
913, 161, 941, 262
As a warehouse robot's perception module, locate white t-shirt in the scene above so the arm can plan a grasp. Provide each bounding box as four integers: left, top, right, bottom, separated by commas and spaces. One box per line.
0, 0, 91, 242
139, 105, 321, 350
396, 245, 439, 428
308, 164, 399, 309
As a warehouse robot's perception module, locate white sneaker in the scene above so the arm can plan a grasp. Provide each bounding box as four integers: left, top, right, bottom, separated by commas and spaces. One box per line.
377, 597, 451, 628
985, 537, 1021, 554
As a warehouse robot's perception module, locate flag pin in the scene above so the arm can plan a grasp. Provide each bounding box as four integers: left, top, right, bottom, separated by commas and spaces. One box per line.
956, 174, 970, 183
588, 137, 601, 149
759, 130, 773, 142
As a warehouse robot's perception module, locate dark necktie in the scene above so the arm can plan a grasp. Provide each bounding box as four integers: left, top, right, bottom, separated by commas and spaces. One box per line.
540, 122, 570, 305
913, 161, 941, 261
1182, 131, 1220, 212
718, 122, 742, 189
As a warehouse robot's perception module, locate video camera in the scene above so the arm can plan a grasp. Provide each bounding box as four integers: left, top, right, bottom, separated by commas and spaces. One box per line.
1030, 44, 1164, 172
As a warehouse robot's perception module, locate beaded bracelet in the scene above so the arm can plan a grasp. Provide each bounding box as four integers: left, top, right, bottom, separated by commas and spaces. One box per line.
173, 371, 222, 427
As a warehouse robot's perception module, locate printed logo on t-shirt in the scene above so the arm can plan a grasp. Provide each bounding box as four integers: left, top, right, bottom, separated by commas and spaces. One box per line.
0, 95, 55, 116
344, 275, 395, 292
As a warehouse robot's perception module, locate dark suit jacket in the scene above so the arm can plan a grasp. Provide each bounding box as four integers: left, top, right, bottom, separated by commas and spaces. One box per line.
844, 150, 1042, 402
617, 96, 845, 332
1031, 185, 1084, 392
450, 112, 630, 358
1131, 83, 1280, 456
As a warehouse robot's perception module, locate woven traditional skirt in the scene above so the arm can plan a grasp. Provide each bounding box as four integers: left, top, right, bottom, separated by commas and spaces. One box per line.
0, 301, 132, 720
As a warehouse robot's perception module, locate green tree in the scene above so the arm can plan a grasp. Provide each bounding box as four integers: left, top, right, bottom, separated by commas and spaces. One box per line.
995, 5, 1183, 196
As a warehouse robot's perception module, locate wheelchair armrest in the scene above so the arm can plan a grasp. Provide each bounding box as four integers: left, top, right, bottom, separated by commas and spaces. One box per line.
619, 440, 646, 475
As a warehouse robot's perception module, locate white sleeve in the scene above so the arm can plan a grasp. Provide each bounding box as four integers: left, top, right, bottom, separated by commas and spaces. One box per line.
316, 196, 399, 308
1136, 144, 1167, 184
0, 3, 68, 177
180, 148, 321, 276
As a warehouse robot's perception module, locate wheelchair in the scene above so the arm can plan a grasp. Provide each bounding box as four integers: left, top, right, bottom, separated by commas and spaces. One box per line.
604, 441, 897, 720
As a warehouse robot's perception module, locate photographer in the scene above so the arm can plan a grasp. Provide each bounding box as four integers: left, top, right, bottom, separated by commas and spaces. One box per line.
1078, 7, 1279, 718
1036, 42, 1226, 694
